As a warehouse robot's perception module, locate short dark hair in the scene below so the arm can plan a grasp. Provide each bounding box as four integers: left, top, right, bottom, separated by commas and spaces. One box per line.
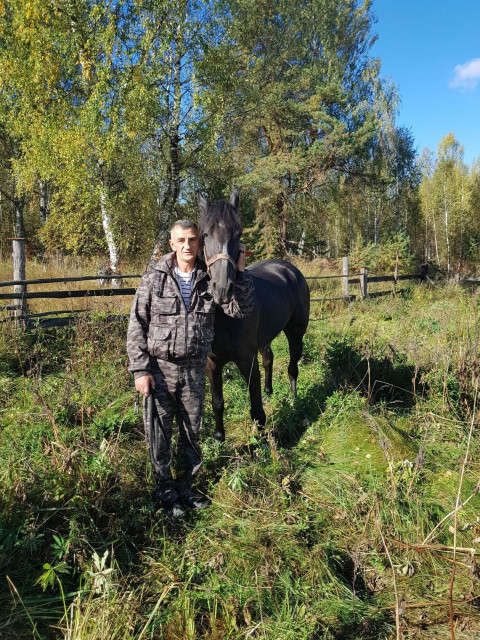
170, 219, 198, 235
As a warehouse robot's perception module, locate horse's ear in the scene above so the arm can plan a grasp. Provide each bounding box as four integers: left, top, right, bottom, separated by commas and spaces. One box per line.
230, 187, 239, 209
197, 190, 207, 214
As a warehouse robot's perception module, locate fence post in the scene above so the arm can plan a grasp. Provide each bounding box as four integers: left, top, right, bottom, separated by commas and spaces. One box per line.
393, 254, 399, 295
11, 237, 28, 322
342, 256, 349, 299
360, 267, 368, 299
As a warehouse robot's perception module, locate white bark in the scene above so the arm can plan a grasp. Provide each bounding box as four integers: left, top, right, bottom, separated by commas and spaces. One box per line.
39, 180, 49, 225
432, 207, 440, 265
424, 211, 429, 260
374, 198, 380, 247
334, 213, 339, 258
298, 229, 305, 256
365, 199, 370, 243
12, 198, 27, 317
100, 187, 119, 274
443, 183, 451, 273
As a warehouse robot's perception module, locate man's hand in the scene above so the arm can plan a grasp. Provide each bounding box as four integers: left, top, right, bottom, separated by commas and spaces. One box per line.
237, 243, 246, 271
135, 374, 155, 397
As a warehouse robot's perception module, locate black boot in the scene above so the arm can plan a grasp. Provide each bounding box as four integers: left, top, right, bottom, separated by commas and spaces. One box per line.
152, 486, 186, 520
180, 484, 211, 510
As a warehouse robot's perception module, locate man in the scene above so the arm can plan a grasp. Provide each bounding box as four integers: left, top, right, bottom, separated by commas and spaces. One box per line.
127, 220, 254, 519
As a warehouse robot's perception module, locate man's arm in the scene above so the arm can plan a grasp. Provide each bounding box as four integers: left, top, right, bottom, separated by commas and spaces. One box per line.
127, 271, 156, 395
220, 243, 255, 319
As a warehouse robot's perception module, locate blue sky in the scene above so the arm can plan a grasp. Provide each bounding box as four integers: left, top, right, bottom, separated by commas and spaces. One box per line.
371, 0, 480, 166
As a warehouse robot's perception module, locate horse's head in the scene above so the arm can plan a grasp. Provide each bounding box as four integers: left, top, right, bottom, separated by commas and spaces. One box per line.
197, 187, 242, 306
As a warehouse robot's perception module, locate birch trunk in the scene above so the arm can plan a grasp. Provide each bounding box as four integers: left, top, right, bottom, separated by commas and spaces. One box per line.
298, 229, 305, 256
12, 197, 27, 318
374, 199, 380, 247
443, 183, 451, 273
100, 187, 120, 279
324, 208, 330, 257
432, 208, 440, 265
424, 211, 429, 261
334, 213, 339, 258
348, 199, 353, 248
365, 199, 370, 243
39, 180, 49, 225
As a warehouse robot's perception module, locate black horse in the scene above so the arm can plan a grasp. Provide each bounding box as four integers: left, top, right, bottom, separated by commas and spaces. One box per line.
197, 188, 310, 442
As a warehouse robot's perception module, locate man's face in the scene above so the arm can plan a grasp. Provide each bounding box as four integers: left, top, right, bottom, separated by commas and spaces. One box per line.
169, 226, 200, 268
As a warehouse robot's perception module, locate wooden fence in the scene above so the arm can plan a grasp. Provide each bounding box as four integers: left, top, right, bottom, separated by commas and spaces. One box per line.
0, 274, 140, 327
0, 257, 430, 328
306, 257, 428, 303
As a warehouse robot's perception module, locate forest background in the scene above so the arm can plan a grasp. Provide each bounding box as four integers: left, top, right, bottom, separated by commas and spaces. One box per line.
0, 0, 478, 274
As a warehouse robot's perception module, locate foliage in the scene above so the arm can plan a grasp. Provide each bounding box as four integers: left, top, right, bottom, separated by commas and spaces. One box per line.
418, 133, 479, 274
348, 232, 417, 273
2, 277, 480, 638
197, 0, 390, 256
0, 0, 439, 271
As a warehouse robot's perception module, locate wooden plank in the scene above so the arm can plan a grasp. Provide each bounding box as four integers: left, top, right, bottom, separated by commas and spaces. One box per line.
27, 316, 76, 329
27, 313, 130, 329
28, 309, 88, 318
342, 257, 349, 298
360, 267, 368, 298
397, 274, 420, 281
459, 277, 480, 284
304, 274, 348, 280
369, 290, 394, 299
0, 288, 137, 300
0, 274, 141, 287
310, 295, 356, 302
367, 275, 395, 283
361, 274, 420, 283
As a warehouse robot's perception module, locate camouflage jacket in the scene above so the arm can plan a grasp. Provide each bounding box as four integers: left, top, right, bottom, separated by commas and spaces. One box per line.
127, 252, 254, 377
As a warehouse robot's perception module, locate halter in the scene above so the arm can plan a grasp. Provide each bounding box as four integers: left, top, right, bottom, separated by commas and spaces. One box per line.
204, 247, 238, 275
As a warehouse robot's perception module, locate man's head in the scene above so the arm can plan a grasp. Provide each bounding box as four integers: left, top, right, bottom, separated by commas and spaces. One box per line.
169, 220, 200, 271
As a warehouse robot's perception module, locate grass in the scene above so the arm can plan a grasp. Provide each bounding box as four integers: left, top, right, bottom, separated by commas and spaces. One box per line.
1, 262, 480, 638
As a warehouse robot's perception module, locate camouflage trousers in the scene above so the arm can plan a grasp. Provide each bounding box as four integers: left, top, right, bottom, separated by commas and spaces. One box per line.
143, 357, 206, 502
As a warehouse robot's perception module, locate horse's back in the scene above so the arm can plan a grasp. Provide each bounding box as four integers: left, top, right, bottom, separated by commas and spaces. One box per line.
212, 259, 309, 361
248, 259, 309, 346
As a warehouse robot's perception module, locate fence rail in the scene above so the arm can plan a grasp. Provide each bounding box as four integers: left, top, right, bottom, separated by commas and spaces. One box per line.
0, 258, 432, 327
0, 288, 137, 300
459, 277, 480, 284
0, 274, 141, 287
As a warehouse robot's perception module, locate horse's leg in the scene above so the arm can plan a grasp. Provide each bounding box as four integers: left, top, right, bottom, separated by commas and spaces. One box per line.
259, 343, 274, 397
206, 354, 226, 442
283, 324, 305, 397
236, 354, 266, 427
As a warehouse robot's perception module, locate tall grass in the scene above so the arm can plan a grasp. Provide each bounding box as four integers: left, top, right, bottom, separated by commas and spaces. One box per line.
1, 266, 480, 638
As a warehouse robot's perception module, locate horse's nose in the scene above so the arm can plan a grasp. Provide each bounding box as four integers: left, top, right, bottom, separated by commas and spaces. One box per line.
211, 280, 233, 305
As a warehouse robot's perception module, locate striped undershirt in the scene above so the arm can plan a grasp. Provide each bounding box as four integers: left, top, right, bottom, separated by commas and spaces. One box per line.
174, 265, 195, 308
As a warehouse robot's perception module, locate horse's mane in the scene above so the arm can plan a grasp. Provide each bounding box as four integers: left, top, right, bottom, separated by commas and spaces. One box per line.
199, 199, 242, 238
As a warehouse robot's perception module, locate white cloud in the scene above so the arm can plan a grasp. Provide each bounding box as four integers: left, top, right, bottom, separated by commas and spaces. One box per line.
450, 57, 480, 89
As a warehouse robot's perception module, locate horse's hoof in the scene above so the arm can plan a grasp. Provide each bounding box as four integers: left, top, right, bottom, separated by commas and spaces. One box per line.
213, 432, 225, 443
